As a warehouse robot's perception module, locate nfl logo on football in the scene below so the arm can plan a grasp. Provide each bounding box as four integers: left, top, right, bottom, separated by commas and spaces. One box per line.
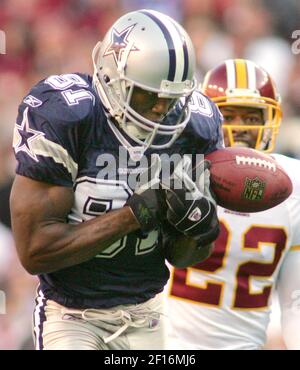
242, 177, 266, 201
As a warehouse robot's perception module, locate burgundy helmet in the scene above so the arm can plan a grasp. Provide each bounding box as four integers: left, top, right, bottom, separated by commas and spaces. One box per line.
201, 59, 282, 152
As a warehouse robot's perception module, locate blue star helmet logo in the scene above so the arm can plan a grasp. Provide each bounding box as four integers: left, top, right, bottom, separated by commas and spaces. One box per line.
13, 107, 45, 162
103, 24, 139, 65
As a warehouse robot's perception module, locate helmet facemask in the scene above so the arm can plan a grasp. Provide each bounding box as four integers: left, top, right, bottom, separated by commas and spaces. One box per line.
215, 91, 282, 152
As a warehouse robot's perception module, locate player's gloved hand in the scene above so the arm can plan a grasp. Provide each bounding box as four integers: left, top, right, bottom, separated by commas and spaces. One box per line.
126, 154, 165, 234
161, 157, 220, 246
193, 158, 220, 245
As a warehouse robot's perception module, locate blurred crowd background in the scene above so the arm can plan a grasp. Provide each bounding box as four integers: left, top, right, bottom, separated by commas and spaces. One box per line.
0, 0, 299, 349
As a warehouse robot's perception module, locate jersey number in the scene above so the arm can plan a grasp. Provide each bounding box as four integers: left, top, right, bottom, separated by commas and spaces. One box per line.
189, 91, 213, 117
72, 178, 158, 259
45, 74, 95, 106
170, 222, 287, 309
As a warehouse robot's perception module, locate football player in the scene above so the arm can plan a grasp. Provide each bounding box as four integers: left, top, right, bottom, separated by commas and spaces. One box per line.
10, 10, 223, 350
167, 59, 300, 350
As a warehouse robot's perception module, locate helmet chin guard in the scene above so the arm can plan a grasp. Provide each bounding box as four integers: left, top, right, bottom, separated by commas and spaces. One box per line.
92, 9, 197, 157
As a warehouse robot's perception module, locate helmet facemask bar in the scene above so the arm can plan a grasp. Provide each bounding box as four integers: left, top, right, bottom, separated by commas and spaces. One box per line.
223, 124, 278, 152
213, 95, 282, 153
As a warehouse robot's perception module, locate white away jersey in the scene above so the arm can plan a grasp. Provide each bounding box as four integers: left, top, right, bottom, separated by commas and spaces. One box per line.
166, 154, 300, 350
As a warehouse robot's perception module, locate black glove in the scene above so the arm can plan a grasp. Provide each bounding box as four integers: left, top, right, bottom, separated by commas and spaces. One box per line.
126, 154, 165, 234
161, 157, 220, 245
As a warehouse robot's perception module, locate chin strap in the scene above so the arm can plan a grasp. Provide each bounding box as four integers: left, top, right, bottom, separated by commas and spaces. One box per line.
107, 118, 146, 162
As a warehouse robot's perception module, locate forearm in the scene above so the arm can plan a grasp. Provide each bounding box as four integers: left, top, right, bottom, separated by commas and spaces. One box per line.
18, 206, 139, 274
165, 235, 214, 268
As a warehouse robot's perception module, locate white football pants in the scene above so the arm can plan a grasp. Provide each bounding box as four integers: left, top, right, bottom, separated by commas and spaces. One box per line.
33, 291, 166, 350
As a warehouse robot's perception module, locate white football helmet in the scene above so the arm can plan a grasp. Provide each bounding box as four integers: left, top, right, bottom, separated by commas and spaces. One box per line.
92, 9, 196, 157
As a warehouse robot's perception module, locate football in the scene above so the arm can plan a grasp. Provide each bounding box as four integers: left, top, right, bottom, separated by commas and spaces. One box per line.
205, 147, 293, 212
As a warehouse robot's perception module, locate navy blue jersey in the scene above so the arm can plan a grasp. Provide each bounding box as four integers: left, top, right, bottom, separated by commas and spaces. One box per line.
13, 73, 224, 309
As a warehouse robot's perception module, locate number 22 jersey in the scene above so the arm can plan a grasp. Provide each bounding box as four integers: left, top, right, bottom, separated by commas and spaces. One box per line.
167, 154, 300, 350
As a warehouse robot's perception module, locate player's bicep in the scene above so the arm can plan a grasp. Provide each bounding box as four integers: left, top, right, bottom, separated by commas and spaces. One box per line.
10, 175, 74, 262
277, 248, 300, 349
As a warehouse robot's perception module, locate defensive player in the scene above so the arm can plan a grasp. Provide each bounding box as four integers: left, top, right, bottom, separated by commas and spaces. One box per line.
10, 10, 223, 350
167, 59, 300, 350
